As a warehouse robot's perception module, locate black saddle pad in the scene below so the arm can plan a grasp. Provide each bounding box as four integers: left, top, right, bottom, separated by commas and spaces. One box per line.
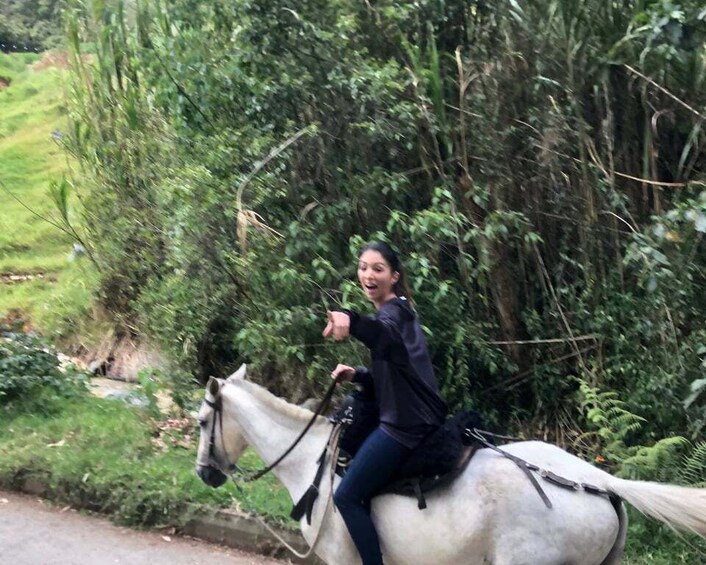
378, 442, 482, 509
392, 410, 486, 481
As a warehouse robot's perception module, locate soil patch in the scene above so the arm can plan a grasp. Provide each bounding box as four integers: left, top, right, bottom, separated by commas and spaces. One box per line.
32, 51, 71, 71
0, 309, 33, 333
32, 51, 92, 71
82, 335, 168, 382
0, 76, 10, 90
0, 271, 51, 284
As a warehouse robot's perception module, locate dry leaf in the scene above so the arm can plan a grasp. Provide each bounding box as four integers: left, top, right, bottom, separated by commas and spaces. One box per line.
161, 536, 172, 542
47, 439, 66, 448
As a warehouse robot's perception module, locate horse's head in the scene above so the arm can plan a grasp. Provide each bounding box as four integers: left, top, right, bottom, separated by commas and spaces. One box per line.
195, 363, 249, 488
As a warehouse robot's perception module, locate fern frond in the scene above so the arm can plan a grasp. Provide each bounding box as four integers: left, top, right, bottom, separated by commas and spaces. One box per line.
680, 441, 706, 487
578, 380, 645, 458
619, 436, 691, 482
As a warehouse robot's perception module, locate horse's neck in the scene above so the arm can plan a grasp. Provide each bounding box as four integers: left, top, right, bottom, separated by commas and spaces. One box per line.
224, 381, 331, 500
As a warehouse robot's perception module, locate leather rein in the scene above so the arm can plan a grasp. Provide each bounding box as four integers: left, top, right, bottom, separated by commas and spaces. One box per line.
203, 379, 341, 561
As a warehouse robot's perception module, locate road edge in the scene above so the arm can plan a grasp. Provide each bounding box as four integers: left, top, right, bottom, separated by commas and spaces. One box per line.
17, 477, 323, 564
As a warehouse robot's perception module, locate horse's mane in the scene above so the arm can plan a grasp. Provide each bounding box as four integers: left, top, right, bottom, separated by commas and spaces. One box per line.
227, 378, 327, 426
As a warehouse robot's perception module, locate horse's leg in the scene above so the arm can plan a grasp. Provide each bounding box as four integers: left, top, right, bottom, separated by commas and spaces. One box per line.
599, 500, 628, 565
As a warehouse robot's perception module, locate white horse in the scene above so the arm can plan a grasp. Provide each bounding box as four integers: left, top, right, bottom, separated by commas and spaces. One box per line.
195, 365, 706, 565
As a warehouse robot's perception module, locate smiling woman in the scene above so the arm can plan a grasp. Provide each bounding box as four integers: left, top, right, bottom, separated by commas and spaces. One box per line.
321, 241, 448, 565
357, 248, 399, 307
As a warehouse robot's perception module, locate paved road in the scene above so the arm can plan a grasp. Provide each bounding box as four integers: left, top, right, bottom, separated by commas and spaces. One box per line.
0, 491, 286, 565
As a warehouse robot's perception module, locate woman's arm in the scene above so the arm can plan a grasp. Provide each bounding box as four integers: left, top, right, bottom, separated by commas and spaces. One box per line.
345, 307, 403, 351
322, 301, 405, 350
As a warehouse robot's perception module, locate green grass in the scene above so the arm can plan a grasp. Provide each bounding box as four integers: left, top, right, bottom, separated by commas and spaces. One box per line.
0, 52, 97, 337
0, 395, 294, 527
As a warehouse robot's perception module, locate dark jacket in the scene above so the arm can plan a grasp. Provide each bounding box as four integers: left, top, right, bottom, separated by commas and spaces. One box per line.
346, 297, 447, 448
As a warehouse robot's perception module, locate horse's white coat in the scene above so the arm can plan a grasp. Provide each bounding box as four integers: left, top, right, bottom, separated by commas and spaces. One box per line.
195, 365, 706, 565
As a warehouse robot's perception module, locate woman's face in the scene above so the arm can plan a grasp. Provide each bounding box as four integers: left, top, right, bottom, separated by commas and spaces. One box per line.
357, 249, 399, 307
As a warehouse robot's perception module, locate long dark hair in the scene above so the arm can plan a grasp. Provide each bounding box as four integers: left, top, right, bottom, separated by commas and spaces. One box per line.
360, 241, 414, 304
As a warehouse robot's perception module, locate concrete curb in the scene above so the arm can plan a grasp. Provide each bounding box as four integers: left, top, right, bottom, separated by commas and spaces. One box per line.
183, 507, 323, 564
18, 478, 323, 564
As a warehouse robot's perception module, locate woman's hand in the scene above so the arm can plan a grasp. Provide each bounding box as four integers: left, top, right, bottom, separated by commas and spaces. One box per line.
331, 364, 355, 383
322, 310, 351, 341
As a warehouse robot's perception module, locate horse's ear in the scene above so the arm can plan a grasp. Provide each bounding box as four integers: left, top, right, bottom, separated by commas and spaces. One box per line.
227, 363, 247, 382
207, 376, 221, 398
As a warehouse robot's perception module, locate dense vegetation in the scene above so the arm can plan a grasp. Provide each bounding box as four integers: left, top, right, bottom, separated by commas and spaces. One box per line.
0, 0, 65, 53
61, 0, 705, 480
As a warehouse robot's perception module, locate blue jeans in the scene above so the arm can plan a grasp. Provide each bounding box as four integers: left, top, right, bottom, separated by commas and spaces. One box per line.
333, 427, 411, 565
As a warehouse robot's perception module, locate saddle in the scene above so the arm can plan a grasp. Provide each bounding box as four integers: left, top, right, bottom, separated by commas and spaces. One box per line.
291, 393, 489, 522
291, 395, 620, 525
374, 411, 486, 509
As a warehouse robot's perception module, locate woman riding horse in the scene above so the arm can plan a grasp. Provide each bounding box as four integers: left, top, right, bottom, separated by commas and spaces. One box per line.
323, 241, 447, 565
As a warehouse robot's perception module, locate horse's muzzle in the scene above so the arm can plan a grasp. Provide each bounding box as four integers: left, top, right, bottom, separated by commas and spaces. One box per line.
196, 465, 228, 488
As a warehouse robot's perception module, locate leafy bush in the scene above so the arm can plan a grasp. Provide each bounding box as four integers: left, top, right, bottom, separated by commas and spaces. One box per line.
0, 332, 88, 412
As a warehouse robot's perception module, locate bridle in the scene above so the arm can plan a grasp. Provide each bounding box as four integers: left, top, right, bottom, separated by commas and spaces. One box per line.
200, 379, 339, 482
201, 393, 237, 474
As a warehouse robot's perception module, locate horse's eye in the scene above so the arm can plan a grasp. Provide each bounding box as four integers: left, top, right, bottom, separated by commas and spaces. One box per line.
198, 419, 207, 428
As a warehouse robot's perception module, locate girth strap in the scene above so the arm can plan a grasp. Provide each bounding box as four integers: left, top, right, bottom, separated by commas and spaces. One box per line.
291, 444, 328, 524
468, 429, 619, 509
469, 429, 553, 509
413, 480, 427, 510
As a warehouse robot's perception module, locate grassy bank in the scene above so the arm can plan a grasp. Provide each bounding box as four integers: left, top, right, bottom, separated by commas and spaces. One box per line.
0, 50, 295, 537
0, 51, 97, 338
0, 394, 293, 527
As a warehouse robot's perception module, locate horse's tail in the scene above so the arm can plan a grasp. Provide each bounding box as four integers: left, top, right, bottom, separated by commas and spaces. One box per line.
604, 476, 706, 537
